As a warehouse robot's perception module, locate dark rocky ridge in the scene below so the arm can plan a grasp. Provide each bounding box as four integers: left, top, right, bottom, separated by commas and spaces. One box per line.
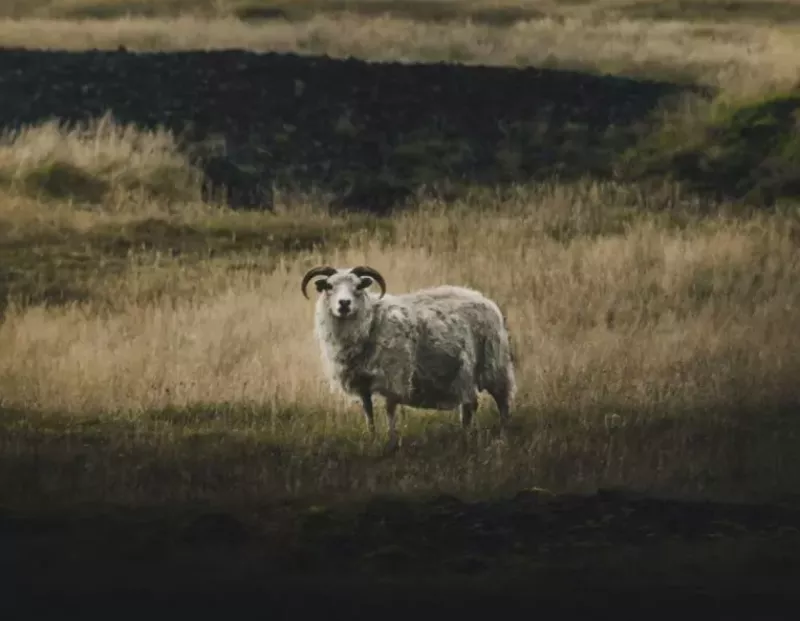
0, 47, 703, 212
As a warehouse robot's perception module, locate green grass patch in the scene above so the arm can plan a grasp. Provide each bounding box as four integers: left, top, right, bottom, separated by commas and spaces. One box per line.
3, 398, 800, 509
620, 89, 800, 205
0, 208, 391, 310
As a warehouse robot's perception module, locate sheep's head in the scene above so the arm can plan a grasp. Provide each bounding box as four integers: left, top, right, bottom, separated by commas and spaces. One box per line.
301, 265, 387, 319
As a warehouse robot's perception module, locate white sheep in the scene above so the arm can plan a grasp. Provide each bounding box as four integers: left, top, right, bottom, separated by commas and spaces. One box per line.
301, 265, 516, 448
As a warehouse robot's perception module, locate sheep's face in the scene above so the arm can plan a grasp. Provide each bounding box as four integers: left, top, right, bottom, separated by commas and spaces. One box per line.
316, 271, 375, 320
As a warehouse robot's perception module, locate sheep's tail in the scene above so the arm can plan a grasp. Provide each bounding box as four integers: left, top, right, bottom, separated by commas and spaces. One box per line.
500, 308, 516, 366
481, 302, 516, 407
500, 307, 517, 405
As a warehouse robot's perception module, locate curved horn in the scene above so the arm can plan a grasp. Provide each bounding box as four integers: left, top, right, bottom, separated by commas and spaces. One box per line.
301, 265, 338, 299
350, 265, 387, 299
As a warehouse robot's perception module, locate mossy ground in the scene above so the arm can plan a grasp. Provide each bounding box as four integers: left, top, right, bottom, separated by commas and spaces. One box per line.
622, 89, 800, 205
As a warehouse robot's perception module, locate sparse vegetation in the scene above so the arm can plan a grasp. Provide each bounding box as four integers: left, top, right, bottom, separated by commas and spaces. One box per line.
2, 0, 800, 604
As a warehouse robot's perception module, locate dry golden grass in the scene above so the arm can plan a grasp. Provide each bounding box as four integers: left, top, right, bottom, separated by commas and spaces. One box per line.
4, 194, 799, 419
0, 114, 204, 209
0, 12, 797, 93
1, 118, 800, 506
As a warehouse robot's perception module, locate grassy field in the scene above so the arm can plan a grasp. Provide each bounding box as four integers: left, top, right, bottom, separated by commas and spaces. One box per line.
2, 102, 800, 508
2, 0, 800, 603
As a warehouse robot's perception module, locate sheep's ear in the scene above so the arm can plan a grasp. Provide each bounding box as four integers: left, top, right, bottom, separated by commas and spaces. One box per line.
315, 279, 331, 293
357, 277, 373, 290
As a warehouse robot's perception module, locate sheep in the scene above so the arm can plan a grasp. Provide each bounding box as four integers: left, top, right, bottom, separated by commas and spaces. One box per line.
301, 265, 516, 448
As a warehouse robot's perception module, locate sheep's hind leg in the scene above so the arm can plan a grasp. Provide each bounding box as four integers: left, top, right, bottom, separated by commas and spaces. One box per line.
458, 399, 479, 450
488, 387, 511, 429
360, 393, 376, 437
385, 398, 399, 452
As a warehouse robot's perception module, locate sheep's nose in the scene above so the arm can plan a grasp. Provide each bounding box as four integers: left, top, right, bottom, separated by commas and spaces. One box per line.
338, 299, 351, 312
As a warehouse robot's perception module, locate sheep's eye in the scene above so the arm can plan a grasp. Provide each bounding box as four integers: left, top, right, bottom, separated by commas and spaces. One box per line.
315, 280, 333, 293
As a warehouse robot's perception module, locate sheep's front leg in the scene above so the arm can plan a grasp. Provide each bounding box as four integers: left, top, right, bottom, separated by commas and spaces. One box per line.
360, 393, 376, 436
460, 399, 477, 429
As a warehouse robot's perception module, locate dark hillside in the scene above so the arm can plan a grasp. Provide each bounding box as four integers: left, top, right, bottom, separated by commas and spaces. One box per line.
0, 47, 701, 212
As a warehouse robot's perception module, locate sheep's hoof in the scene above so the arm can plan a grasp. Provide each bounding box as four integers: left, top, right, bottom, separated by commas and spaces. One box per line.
385, 435, 400, 454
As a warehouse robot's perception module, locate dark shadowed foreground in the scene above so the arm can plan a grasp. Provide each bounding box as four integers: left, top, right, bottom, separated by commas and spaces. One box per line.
5, 490, 800, 617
